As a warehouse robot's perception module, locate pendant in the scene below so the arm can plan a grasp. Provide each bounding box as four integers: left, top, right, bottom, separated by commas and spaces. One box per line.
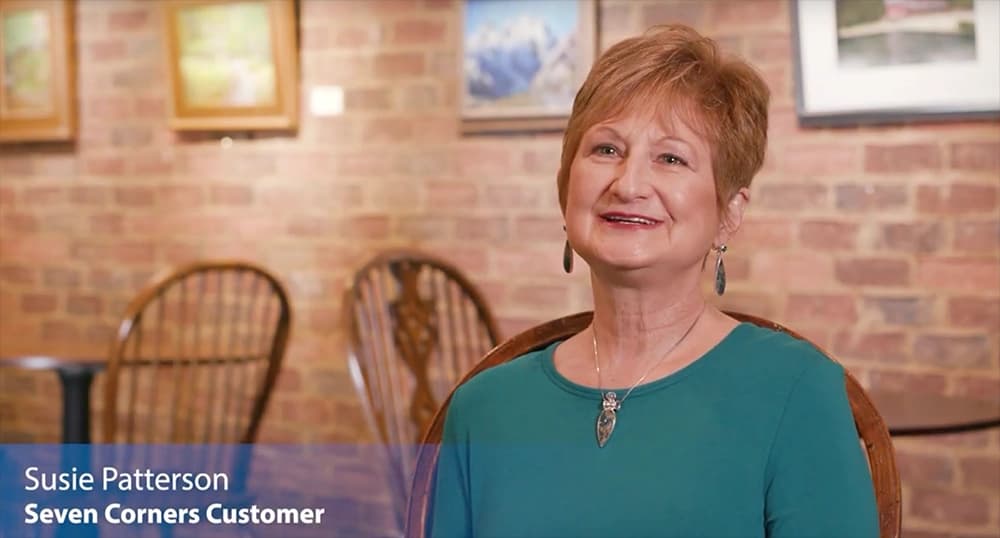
596, 391, 620, 448
714, 255, 726, 296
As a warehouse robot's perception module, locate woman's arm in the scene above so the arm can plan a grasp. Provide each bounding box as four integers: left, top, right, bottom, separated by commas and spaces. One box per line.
764, 359, 879, 537
427, 387, 473, 538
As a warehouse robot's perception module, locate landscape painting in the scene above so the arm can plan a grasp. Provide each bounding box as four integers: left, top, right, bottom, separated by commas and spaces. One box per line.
461, 0, 596, 133
176, 2, 277, 108
836, 0, 976, 68
2, 7, 52, 114
0, 0, 75, 142
164, 0, 299, 131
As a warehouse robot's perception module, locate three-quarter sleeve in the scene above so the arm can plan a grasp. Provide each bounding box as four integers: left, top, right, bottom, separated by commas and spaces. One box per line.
764, 358, 880, 537
427, 386, 473, 538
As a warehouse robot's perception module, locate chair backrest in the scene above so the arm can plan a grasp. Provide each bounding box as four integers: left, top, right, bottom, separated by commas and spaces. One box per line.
345, 249, 500, 528
102, 260, 292, 444
405, 311, 902, 538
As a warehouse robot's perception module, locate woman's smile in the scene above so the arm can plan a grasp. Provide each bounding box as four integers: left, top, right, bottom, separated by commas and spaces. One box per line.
599, 211, 664, 229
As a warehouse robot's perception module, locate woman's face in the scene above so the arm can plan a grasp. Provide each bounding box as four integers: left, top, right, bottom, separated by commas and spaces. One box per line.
564, 109, 724, 278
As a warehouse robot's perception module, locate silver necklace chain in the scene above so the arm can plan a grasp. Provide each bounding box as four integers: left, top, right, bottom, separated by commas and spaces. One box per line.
591, 304, 707, 448
592, 303, 707, 407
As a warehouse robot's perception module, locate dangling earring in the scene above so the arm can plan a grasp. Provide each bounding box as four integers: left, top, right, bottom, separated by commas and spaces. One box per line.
713, 245, 727, 295
563, 226, 573, 274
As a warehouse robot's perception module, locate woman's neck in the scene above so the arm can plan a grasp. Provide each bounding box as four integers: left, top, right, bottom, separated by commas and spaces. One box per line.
588, 269, 707, 382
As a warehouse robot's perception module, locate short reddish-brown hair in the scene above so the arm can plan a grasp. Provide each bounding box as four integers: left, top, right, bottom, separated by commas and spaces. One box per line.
557, 24, 770, 213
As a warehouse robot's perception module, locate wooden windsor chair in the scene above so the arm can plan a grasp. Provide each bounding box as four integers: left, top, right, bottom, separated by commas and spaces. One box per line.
102, 260, 292, 445
405, 311, 902, 538
344, 249, 500, 531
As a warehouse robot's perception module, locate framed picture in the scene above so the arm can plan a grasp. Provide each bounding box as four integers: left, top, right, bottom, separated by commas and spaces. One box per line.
791, 0, 1000, 126
460, 0, 597, 134
0, 0, 75, 142
163, 0, 298, 131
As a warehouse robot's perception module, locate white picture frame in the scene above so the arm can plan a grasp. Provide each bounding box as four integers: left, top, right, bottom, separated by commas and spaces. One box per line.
791, 0, 1000, 126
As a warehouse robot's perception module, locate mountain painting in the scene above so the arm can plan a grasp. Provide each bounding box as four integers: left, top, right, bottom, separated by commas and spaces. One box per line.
462, 0, 594, 121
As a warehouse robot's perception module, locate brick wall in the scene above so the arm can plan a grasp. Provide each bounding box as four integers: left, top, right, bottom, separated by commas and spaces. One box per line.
0, 1, 996, 535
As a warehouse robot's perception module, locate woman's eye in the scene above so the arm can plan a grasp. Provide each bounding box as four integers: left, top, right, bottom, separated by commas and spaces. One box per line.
594, 144, 619, 157
659, 153, 688, 166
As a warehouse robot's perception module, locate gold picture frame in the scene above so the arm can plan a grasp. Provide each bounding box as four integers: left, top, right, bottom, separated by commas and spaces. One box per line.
0, 0, 76, 142
460, 0, 597, 134
163, 0, 298, 131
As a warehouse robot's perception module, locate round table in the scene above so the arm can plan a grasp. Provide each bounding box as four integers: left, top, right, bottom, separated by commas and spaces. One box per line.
1, 355, 105, 443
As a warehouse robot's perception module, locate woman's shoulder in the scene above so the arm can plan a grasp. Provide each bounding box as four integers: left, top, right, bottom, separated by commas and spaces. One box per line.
723, 322, 844, 387
450, 343, 556, 408
719, 324, 851, 429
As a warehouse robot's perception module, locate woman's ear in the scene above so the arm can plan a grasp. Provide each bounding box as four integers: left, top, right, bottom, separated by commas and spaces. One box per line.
557, 167, 567, 216
716, 187, 750, 246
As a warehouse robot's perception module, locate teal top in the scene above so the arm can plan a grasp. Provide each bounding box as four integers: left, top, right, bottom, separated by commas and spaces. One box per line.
429, 323, 879, 537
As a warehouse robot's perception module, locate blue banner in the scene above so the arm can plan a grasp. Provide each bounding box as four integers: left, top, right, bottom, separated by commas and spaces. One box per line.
0, 444, 415, 537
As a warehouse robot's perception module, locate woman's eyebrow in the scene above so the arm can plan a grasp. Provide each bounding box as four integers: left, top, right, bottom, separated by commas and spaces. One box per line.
590, 125, 625, 140
652, 135, 694, 152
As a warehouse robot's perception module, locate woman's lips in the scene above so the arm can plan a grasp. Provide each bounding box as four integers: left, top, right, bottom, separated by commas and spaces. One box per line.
599, 212, 663, 228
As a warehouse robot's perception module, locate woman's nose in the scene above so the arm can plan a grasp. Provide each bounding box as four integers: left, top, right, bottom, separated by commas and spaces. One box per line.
610, 157, 650, 201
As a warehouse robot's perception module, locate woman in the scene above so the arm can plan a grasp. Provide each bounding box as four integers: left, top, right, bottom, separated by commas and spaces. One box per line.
430, 24, 878, 537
